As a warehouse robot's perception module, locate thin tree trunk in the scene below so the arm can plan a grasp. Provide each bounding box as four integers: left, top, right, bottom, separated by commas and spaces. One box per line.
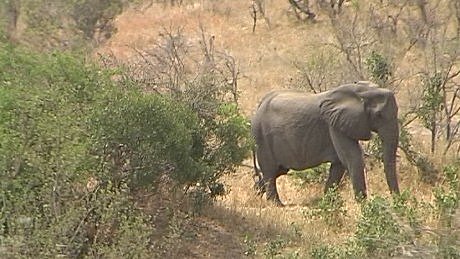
5, 0, 20, 43
431, 118, 436, 154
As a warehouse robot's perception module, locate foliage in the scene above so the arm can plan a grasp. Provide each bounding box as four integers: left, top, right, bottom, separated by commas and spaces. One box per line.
417, 73, 444, 152
290, 163, 329, 185
106, 27, 253, 193
264, 234, 287, 258
311, 196, 407, 258
365, 51, 392, 87
434, 162, 460, 221
355, 196, 404, 254
304, 186, 347, 228
392, 190, 423, 232
243, 233, 257, 256
72, 0, 124, 40
0, 0, 136, 50
433, 162, 460, 258
81, 183, 155, 258
310, 241, 365, 259
90, 89, 204, 188
0, 39, 251, 256
0, 42, 126, 257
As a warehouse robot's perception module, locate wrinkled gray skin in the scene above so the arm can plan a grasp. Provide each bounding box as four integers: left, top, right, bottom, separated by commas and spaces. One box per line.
251, 82, 400, 206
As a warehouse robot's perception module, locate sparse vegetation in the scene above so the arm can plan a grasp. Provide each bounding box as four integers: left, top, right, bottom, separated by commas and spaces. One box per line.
1, 0, 460, 257
304, 186, 347, 228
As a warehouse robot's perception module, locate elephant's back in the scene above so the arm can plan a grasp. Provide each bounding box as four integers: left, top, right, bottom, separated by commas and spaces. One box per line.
252, 89, 324, 134
257, 90, 320, 116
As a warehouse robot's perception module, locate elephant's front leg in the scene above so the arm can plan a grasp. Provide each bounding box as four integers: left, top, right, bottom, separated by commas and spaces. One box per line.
324, 162, 346, 193
329, 127, 367, 199
265, 177, 283, 206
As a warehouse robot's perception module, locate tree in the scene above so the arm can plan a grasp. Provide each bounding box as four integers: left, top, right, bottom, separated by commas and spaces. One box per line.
0, 0, 134, 49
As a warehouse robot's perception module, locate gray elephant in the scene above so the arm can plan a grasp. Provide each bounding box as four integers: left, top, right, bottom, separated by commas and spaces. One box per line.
251, 82, 400, 205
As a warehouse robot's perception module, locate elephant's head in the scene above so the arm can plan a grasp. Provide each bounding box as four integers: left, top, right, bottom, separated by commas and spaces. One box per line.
320, 82, 400, 194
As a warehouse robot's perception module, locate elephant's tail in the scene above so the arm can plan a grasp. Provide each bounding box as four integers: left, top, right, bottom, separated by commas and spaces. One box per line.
252, 148, 265, 195
252, 149, 262, 179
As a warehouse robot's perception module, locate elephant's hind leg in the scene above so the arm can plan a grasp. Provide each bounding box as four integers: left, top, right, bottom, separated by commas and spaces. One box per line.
264, 176, 283, 206
264, 166, 288, 206
324, 162, 346, 193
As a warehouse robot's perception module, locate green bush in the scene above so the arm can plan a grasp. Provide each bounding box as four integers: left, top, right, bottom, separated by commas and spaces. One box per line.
304, 186, 347, 228
392, 190, 423, 232
91, 90, 204, 187
355, 196, 404, 255
0, 43, 112, 256
311, 196, 408, 258
0, 40, 251, 256
264, 235, 287, 258
433, 162, 460, 258
365, 51, 392, 87
434, 163, 460, 220
311, 241, 365, 259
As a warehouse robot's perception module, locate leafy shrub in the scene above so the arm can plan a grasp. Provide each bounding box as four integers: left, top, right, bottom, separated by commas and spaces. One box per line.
311, 196, 408, 258
264, 235, 287, 258
304, 186, 347, 227
433, 162, 460, 257
365, 51, 392, 87
0, 40, 251, 256
91, 90, 204, 188
0, 43, 112, 256
81, 183, 155, 258
416, 72, 444, 153
107, 27, 253, 195
243, 234, 257, 256
434, 162, 460, 220
392, 190, 423, 232
1, 0, 135, 49
355, 196, 404, 255
311, 241, 365, 259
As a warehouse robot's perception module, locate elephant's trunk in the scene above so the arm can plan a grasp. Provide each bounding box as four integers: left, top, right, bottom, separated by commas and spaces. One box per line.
378, 121, 400, 194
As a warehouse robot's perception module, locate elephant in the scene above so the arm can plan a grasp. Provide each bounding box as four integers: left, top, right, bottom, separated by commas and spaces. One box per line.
251, 81, 400, 205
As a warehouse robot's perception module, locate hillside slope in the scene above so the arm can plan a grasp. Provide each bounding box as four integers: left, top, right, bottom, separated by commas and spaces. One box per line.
98, 1, 339, 113
97, 1, 459, 257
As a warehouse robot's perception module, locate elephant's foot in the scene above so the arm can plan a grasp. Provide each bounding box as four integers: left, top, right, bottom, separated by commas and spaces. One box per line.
263, 177, 284, 206
266, 194, 284, 207
272, 197, 284, 207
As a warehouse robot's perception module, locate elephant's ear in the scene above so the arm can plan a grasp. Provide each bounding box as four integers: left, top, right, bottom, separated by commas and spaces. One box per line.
320, 90, 372, 140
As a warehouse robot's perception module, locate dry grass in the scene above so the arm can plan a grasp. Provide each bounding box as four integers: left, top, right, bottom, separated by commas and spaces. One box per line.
97, 0, 459, 257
